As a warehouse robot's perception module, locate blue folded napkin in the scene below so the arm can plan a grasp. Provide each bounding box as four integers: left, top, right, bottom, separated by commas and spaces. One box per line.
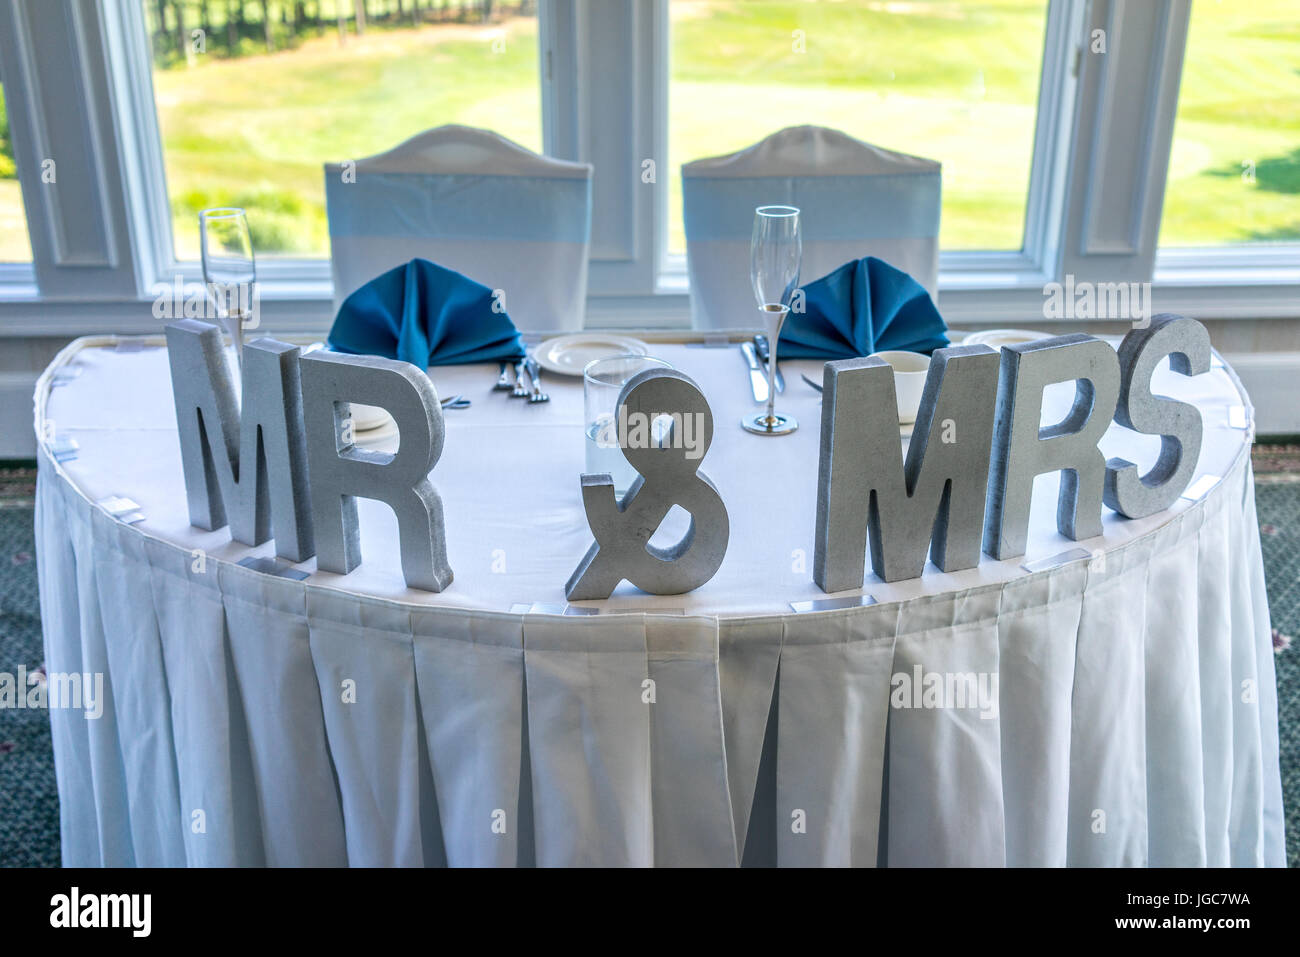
327, 258, 525, 367
778, 256, 949, 359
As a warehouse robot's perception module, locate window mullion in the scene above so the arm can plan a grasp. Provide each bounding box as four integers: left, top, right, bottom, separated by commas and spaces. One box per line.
1054, 0, 1192, 285
1018, 0, 1088, 279
542, 0, 663, 298
0, 0, 149, 300
101, 0, 175, 289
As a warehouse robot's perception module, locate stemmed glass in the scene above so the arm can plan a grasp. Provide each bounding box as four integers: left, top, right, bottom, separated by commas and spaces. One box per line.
742, 205, 801, 435
199, 207, 256, 375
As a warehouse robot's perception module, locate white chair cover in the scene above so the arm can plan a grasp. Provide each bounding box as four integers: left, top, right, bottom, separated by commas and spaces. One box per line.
682, 126, 941, 331
325, 125, 593, 334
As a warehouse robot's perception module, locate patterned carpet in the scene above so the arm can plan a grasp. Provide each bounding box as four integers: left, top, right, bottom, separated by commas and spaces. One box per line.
0, 465, 57, 868
1257, 442, 1300, 867
0, 457, 1296, 867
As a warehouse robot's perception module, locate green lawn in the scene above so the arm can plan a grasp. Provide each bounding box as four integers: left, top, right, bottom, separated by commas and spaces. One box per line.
0, 0, 1295, 263
668, 0, 1048, 251
1160, 1, 1300, 244
150, 14, 541, 259
0, 81, 30, 263
0, 180, 30, 262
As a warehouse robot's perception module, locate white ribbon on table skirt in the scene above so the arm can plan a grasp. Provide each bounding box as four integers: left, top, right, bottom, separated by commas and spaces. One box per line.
35, 448, 1284, 867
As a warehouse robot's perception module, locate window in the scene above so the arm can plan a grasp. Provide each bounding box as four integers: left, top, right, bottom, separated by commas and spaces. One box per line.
0, 0, 1294, 330
143, 0, 541, 261
1159, 0, 1300, 246
667, 0, 1050, 255
0, 78, 32, 262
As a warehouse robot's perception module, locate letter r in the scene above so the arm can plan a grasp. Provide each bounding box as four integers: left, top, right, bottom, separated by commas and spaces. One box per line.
299, 352, 453, 592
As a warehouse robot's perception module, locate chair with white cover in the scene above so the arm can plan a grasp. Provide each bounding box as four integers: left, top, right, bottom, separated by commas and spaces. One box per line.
325, 125, 593, 333
682, 126, 941, 331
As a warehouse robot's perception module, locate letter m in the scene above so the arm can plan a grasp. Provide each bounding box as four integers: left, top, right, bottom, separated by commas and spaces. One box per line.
101, 895, 130, 928
165, 319, 314, 561
1096, 282, 1128, 320
813, 345, 1000, 590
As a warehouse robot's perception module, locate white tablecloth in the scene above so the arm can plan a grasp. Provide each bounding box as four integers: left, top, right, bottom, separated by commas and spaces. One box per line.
34, 335, 1285, 866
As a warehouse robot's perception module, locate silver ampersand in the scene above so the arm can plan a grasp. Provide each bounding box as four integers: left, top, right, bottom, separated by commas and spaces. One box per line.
565, 368, 729, 600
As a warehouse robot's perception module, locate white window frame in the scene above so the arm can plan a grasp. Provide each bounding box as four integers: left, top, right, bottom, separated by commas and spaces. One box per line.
0, 0, 1295, 339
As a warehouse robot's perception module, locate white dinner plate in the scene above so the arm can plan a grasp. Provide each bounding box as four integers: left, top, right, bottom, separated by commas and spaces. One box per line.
533, 334, 649, 376
962, 328, 1052, 349
353, 416, 399, 450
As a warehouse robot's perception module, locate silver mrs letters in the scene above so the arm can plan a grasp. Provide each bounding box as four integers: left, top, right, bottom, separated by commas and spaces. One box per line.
1104, 314, 1211, 518
165, 319, 314, 561
814, 345, 1000, 590
983, 334, 1121, 560
299, 351, 453, 593
566, 368, 729, 600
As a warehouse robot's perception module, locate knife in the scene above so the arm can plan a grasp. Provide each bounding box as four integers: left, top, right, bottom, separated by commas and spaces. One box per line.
753, 334, 784, 393
740, 341, 769, 403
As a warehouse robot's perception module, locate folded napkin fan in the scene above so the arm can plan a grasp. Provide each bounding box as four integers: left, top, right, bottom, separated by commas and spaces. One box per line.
778, 256, 950, 359
328, 258, 526, 367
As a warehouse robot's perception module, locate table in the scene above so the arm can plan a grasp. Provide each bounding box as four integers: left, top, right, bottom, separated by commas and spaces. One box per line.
34, 335, 1285, 866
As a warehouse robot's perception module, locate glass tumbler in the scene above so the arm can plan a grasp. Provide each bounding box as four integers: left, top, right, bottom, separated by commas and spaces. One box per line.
583, 354, 673, 498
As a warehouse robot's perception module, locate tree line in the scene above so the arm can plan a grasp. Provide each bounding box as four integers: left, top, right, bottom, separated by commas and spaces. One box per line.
144, 0, 535, 65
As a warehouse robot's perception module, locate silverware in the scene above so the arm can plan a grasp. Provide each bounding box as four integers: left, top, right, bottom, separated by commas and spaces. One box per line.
493, 361, 513, 391
801, 373, 823, 392
511, 359, 530, 398
753, 334, 784, 392
740, 341, 769, 403
525, 357, 549, 404
441, 394, 471, 410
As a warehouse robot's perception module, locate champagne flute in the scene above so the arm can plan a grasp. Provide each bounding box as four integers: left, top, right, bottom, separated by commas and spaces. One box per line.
199, 207, 256, 376
742, 205, 801, 436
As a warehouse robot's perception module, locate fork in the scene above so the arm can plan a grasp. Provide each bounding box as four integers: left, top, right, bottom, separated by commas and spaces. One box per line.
511, 359, 530, 398
525, 358, 549, 403
493, 360, 513, 391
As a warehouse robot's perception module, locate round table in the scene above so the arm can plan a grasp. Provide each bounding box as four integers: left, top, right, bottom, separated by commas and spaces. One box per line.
34, 335, 1285, 866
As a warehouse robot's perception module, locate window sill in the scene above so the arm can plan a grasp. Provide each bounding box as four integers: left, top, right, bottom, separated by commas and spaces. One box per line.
1153, 249, 1300, 320
1, 252, 1295, 338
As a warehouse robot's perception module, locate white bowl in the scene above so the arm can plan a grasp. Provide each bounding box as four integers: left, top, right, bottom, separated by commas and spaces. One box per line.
870, 350, 931, 425
962, 328, 1051, 350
